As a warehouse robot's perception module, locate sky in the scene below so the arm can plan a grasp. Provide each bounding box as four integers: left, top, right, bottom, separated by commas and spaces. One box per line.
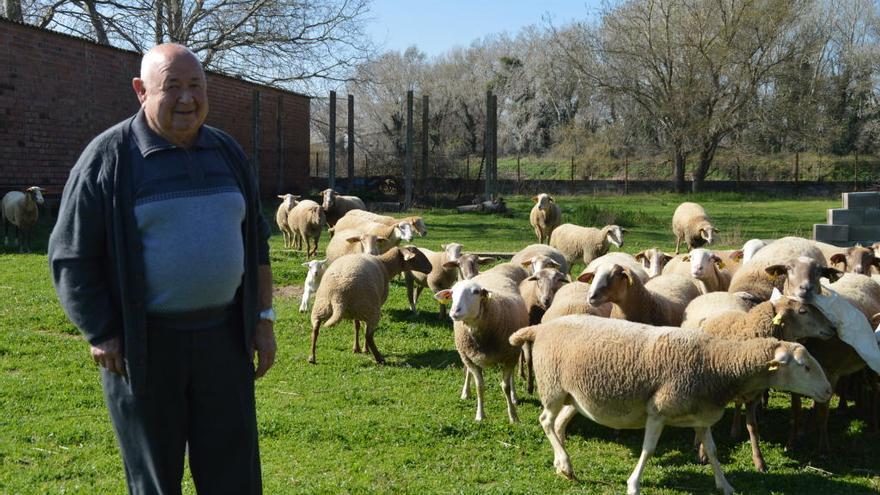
365, 0, 602, 58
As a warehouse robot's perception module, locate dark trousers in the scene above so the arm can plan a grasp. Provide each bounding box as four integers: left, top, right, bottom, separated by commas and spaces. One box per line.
102, 322, 261, 495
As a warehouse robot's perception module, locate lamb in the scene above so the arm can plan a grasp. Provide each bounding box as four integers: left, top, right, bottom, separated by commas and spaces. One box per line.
324, 226, 393, 264
727, 237, 837, 301
508, 315, 831, 494
584, 252, 649, 284
579, 265, 701, 326
299, 259, 327, 312
287, 199, 325, 257
681, 291, 759, 329
433, 263, 530, 422
275, 193, 299, 248
405, 243, 465, 317
309, 246, 432, 364
541, 281, 613, 323
320, 188, 366, 227
340, 209, 428, 237
510, 244, 569, 275
829, 244, 880, 275
634, 248, 673, 278
549, 224, 626, 269
662, 248, 731, 293
672, 201, 717, 254
1, 186, 45, 252
529, 193, 562, 244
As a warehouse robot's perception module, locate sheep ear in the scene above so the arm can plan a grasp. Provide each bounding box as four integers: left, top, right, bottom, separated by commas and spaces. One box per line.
546, 259, 560, 268
663, 253, 674, 263
402, 248, 417, 260
682, 255, 691, 262
770, 287, 784, 304
526, 275, 539, 281
346, 236, 362, 244
478, 256, 496, 265
441, 244, 448, 249
481, 289, 493, 300
872, 258, 880, 271
830, 253, 847, 267
376, 236, 388, 242
623, 269, 634, 286
434, 290, 453, 303
531, 196, 538, 203
765, 264, 788, 278
730, 250, 744, 262
634, 251, 646, 262
577, 271, 595, 284
443, 260, 460, 269
548, 195, 555, 202
821, 267, 843, 283
620, 228, 629, 233
520, 260, 533, 268
712, 255, 725, 269
301, 262, 311, 267
277, 195, 285, 199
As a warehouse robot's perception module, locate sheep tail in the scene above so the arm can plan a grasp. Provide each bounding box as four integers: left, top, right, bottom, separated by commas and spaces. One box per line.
509, 325, 539, 347
322, 303, 345, 328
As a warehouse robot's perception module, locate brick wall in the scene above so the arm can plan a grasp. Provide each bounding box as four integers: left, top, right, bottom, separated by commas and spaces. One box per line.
0, 19, 310, 198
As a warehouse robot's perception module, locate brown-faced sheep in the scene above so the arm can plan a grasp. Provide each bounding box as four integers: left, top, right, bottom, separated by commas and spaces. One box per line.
634, 248, 673, 278
510, 244, 570, 275
2, 186, 45, 252
728, 237, 839, 301
509, 315, 831, 493
829, 245, 880, 275
672, 201, 717, 254
579, 265, 701, 326
529, 193, 561, 244
309, 246, 432, 364
287, 199, 325, 257
550, 224, 626, 269
321, 188, 366, 227
434, 264, 531, 422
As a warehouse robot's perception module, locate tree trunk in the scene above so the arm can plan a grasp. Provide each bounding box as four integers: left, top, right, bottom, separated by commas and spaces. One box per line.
3, 0, 22, 21
673, 148, 686, 193
691, 139, 719, 193
83, 0, 110, 45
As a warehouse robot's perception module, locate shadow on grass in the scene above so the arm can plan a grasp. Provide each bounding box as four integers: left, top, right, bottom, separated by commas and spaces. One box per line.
661, 469, 878, 495
386, 308, 451, 326
393, 348, 460, 370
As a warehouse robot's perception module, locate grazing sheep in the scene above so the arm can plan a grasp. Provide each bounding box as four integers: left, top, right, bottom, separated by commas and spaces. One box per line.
584, 252, 649, 284
579, 265, 700, 326
405, 243, 465, 317
672, 202, 717, 254
321, 188, 366, 227
510, 244, 569, 275
662, 248, 731, 293
309, 246, 432, 364
634, 248, 673, 278
299, 259, 327, 312
728, 237, 837, 301
529, 193, 562, 244
324, 227, 392, 264
287, 199, 325, 257
275, 193, 300, 248
829, 245, 880, 275
434, 264, 531, 422
2, 186, 45, 252
509, 315, 832, 493
342, 209, 428, 237
550, 224, 626, 269
541, 281, 613, 323
681, 291, 760, 330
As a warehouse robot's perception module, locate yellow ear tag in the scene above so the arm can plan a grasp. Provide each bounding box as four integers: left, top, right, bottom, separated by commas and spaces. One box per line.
768, 363, 779, 371
485, 292, 493, 300
717, 261, 726, 269
772, 313, 784, 326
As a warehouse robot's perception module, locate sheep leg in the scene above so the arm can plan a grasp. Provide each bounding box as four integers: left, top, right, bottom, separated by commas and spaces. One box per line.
469, 364, 486, 421
786, 393, 802, 452
299, 289, 310, 313
554, 403, 578, 445
501, 364, 519, 423
364, 322, 385, 364
460, 367, 472, 400
534, 226, 542, 245
626, 416, 665, 495
729, 402, 742, 439
523, 342, 535, 395
816, 401, 831, 457
696, 427, 735, 495
745, 399, 766, 472
308, 320, 322, 364
539, 397, 574, 479
437, 301, 446, 320
694, 432, 708, 465
352, 320, 362, 353
404, 274, 417, 313
674, 235, 682, 255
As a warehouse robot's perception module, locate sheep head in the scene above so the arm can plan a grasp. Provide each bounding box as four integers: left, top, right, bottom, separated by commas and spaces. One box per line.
437, 280, 492, 323
276, 193, 300, 211
685, 248, 723, 281
441, 243, 463, 263
445, 254, 494, 280
766, 256, 841, 301
603, 225, 626, 249
699, 223, 717, 245
395, 221, 414, 242
525, 268, 569, 309
399, 246, 432, 274
579, 263, 633, 306
520, 255, 560, 275
830, 245, 880, 275
321, 188, 337, 210
768, 289, 836, 341
345, 233, 383, 255
764, 342, 832, 402
407, 217, 428, 237
533, 193, 554, 210
635, 248, 673, 278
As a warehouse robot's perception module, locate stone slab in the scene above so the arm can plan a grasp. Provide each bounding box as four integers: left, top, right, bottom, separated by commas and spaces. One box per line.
848, 225, 880, 242
842, 192, 880, 209
865, 207, 880, 225
813, 224, 849, 243
828, 208, 864, 225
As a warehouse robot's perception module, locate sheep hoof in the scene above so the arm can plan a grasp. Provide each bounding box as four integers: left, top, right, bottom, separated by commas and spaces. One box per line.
753, 459, 767, 473
554, 462, 575, 481
353, 347, 362, 353
307, 356, 316, 364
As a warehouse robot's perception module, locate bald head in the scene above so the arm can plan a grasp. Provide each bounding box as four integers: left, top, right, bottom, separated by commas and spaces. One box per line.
133, 43, 208, 148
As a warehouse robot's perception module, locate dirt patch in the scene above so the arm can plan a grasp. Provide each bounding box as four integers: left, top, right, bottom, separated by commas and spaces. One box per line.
274, 285, 304, 300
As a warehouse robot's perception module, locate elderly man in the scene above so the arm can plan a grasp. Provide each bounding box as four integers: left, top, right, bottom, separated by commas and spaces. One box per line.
49, 44, 276, 494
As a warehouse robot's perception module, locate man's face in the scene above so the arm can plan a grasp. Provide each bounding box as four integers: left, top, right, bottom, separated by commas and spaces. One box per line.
134, 50, 208, 146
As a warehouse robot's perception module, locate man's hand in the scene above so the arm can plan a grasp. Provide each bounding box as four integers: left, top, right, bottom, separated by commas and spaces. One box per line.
91, 337, 126, 376
252, 320, 277, 379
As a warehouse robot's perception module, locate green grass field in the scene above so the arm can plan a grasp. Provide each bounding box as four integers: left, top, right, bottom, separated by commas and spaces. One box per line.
2, 193, 879, 494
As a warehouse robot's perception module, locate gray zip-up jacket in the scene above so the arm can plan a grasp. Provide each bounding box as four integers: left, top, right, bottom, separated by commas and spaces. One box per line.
48, 115, 270, 394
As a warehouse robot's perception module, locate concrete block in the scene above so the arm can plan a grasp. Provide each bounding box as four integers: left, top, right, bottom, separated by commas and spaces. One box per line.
827, 208, 864, 225
865, 207, 880, 225
813, 224, 849, 243
848, 225, 880, 242
842, 192, 880, 209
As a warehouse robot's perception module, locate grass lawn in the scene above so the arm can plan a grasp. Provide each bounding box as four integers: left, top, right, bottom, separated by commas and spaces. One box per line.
2, 192, 879, 494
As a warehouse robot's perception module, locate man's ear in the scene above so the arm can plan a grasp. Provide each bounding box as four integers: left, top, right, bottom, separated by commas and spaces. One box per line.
132, 77, 147, 103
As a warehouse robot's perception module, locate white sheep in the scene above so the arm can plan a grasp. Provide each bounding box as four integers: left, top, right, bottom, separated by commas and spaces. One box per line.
741, 239, 769, 263
662, 248, 731, 293
681, 291, 759, 329
672, 201, 717, 254
549, 224, 626, 269
299, 259, 327, 312
324, 226, 392, 264
321, 188, 366, 228
541, 281, 613, 323
405, 243, 465, 317
434, 263, 530, 422
509, 244, 569, 275
309, 246, 432, 364
508, 315, 831, 494
584, 252, 649, 284
634, 247, 673, 278
287, 199, 325, 257
529, 193, 562, 244
579, 265, 700, 326
728, 237, 838, 301
2, 186, 45, 252
339, 209, 428, 238
275, 193, 300, 248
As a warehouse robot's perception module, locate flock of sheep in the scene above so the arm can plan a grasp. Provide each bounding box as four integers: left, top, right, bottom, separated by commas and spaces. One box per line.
276, 190, 880, 493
